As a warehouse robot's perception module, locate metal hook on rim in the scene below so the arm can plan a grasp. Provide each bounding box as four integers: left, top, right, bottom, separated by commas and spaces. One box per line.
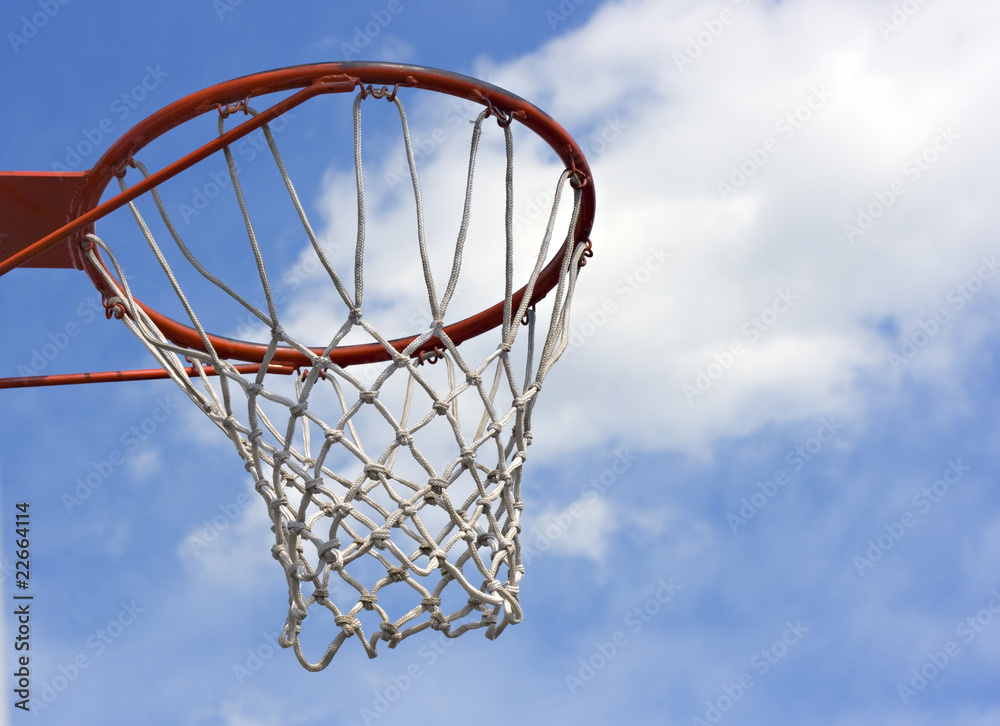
362, 83, 400, 102
521, 304, 536, 326
112, 157, 138, 179
102, 294, 126, 320
417, 345, 445, 366
568, 165, 590, 189
472, 90, 525, 128
216, 95, 252, 119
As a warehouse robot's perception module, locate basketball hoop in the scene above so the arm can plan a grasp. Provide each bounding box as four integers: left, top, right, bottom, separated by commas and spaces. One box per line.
0, 62, 595, 668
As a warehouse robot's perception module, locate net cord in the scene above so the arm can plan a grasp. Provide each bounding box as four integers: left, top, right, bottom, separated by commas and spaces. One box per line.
81, 87, 587, 669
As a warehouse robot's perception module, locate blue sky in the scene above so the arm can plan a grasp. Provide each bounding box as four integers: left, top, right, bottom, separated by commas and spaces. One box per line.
3, 1, 1000, 725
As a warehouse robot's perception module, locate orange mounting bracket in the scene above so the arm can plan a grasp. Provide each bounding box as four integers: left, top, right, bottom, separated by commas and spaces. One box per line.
0, 171, 88, 270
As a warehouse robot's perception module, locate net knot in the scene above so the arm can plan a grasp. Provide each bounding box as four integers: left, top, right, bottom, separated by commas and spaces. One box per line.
287, 521, 308, 535
289, 402, 308, 417
317, 539, 341, 563
325, 429, 344, 444
380, 622, 402, 644
312, 587, 329, 601
432, 401, 450, 416
364, 463, 388, 480
459, 448, 476, 468
514, 383, 541, 411
334, 615, 361, 636
304, 477, 323, 492
349, 307, 363, 324
246, 382, 264, 397
360, 593, 378, 610
369, 528, 391, 549
273, 450, 291, 466
465, 372, 482, 386
487, 470, 512, 487
476, 533, 495, 548
395, 431, 414, 447
359, 390, 379, 404
387, 567, 407, 583
423, 478, 447, 504
270, 323, 285, 340
422, 596, 441, 609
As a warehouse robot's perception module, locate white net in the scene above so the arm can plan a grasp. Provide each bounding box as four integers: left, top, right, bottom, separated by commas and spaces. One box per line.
80, 85, 589, 669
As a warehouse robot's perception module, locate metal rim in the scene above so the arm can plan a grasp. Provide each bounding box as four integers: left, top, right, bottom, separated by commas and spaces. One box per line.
76, 62, 596, 367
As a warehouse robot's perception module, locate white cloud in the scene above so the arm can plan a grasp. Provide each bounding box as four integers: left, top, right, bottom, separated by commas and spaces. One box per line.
456, 0, 1000, 460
